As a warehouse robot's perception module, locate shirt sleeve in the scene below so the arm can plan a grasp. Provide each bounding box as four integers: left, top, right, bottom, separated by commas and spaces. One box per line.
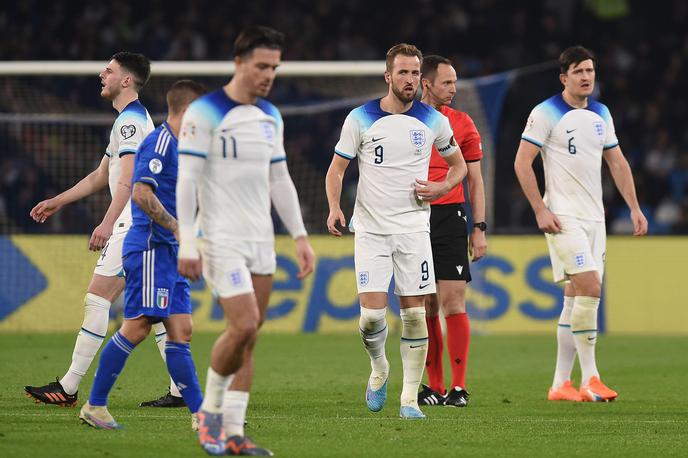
271, 110, 287, 163
434, 115, 459, 157
116, 117, 148, 157
602, 106, 619, 150
456, 114, 483, 162
333, 111, 360, 160
132, 136, 163, 189
178, 102, 213, 159
521, 106, 552, 148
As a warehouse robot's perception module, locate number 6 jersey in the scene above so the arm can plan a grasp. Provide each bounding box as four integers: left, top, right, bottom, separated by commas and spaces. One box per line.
521, 93, 619, 222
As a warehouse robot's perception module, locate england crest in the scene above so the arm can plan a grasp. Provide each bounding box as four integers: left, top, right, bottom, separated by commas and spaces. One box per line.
358, 271, 369, 287
156, 288, 169, 309
410, 130, 426, 147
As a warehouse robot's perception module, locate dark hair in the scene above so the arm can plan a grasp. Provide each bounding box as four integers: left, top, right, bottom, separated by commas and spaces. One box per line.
233, 26, 285, 58
421, 55, 453, 81
111, 51, 151, 91
559, 46, 595, 74
385, 43, 423, 72
166, 79, 206, 115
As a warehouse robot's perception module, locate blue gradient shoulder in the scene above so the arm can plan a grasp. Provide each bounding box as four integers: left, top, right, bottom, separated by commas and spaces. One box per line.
585, 99, 613, 124
186, 88, 238, 128
256, 98, 283, 127
117, 99, 149, 124
533, 94, 574, 124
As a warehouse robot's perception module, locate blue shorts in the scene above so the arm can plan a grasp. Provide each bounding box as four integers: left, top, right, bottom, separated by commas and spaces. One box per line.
123, 245, 192, 320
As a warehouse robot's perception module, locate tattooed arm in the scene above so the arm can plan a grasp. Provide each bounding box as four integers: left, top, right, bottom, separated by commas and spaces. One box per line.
131, 182, 178, 233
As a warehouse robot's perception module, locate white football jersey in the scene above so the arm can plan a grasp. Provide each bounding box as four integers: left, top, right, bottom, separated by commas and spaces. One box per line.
335, 99, 458, 234
521, 93, 619, 222
177, 89, 285, 243
105, 99, 154, 232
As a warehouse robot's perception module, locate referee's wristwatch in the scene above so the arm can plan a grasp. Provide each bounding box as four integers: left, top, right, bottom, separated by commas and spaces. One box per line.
473, 222, 487, 232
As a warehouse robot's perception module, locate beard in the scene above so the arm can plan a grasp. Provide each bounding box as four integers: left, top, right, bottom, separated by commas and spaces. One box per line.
391, 83, 417, 104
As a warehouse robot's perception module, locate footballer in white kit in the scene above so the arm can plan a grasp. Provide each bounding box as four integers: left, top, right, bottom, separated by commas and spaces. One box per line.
335, 98, 458, 296
177, 88, 285, 296
515, 46, 647, 404
96, 99, 154, 277
521, 93, 616, 283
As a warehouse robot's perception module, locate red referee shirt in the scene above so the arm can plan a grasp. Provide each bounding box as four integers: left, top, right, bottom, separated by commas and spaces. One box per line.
428, 105, 483, 205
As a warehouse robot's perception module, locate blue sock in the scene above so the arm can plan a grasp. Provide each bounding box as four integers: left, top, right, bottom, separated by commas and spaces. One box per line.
165, 342, 204, 413
89, 331, 136, 406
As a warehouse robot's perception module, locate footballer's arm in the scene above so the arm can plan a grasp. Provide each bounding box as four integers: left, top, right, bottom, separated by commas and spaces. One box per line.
415, 150, 467, 201
132, 182, 178, 233
514, 140, 561, 234
467, 160, 487, 260
89, 154, 134, 251
603, 146, 648, 236
176, 153, 204, 281
30, 155, 110, 223
325, 154, 351, 236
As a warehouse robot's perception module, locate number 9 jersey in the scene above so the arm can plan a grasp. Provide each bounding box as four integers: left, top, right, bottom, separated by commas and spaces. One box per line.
334, 99, 458, 235
521, 93, 619, 222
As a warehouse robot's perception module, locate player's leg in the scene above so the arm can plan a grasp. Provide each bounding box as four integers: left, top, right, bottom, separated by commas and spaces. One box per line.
394, 232, 435, 419
139, 320, 185, 407
163, 277, 203, 417
24, 234, 125, 406
355, 233, 392, 412
437, 279, 471, 407
223, 273, 272, 454
548, 281, 581, 401
419, 292, 446, 405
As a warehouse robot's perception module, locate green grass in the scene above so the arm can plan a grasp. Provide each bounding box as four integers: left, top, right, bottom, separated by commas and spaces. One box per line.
0, 333, 686, 457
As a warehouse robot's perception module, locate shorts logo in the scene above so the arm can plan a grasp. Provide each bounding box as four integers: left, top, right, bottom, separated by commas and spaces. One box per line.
120, 125, 136, 139
410, 130, 426, 147
358, 271, 369, 287
149, 158, 163, 174
574, 252, 586, 268
456, 265, 464, 275
156, 288, 169, 309
229, 269, 243, 286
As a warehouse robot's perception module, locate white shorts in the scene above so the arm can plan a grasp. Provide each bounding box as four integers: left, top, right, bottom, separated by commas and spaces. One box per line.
545, 215, 606, 283
93, 230, 126, 277
354, 231, 436, 296
201, 239, 276, 299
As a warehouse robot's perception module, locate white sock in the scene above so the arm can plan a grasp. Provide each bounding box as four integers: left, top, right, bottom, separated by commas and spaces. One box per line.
552, 296, 576, 388
223, 391, 249, 437
359, 307, 389, 389
60, 293, 110, 395
152, 322, 181, 397
200, 367, 234, 413
399, 307, 428, 408
571, 296, 601, 385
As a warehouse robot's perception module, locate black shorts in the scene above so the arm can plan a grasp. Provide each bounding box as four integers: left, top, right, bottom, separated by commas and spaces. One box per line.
430, 203, 471, 282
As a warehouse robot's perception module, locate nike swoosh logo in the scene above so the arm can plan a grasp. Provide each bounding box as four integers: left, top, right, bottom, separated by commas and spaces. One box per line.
371, 137, 386, 142
419, 284, 430, 289
410, 344, 425, 349
566, 129, 576, 133
587, 336, 596, 341
95, 264, 104, 268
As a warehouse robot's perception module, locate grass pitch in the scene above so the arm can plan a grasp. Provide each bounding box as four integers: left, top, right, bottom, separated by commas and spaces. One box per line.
0, 333, 686, 457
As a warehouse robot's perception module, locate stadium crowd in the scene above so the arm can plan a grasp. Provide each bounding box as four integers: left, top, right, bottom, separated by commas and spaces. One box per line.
1, 0, 686, 233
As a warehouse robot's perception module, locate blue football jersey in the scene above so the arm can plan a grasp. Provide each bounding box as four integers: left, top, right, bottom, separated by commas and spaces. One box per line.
124, 122, 179, 256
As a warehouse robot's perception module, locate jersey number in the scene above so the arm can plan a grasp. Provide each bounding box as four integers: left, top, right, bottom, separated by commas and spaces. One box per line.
568, 137, 576, 155
221, 135, 238, 159
374, 145, 384, 164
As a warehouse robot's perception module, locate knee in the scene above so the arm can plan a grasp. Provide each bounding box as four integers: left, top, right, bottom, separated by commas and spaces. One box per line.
441, 293, 466, 315
229, 314, 259, 347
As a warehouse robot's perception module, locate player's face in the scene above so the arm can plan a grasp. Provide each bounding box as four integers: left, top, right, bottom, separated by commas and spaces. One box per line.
561, 59, 595, 99
238, 47, 282, 98
386, 55, 421, 104
425, 63, 457, 106
99, 59, 126, 101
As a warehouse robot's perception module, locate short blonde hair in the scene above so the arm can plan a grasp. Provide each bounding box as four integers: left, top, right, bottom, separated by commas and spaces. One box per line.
385, 43, 423, 72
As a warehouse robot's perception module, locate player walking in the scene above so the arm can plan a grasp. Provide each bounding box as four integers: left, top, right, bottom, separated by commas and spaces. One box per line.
514, 46, 647, 402
326, 44, 467, 419
417, 55, 487, 408
176, 26, 314, 455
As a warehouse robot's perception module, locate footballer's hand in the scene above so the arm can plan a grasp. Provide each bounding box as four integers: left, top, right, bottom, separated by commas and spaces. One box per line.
469, 229, 487, 262
327, 208, 347, 236
414, 179, 450, 202
178, 257, 203, 282
30, 197, 62, 223
89, 222, 113, 251
535, 208, 562, 234
294, 236, 315, 279
631, 208, 648, 236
